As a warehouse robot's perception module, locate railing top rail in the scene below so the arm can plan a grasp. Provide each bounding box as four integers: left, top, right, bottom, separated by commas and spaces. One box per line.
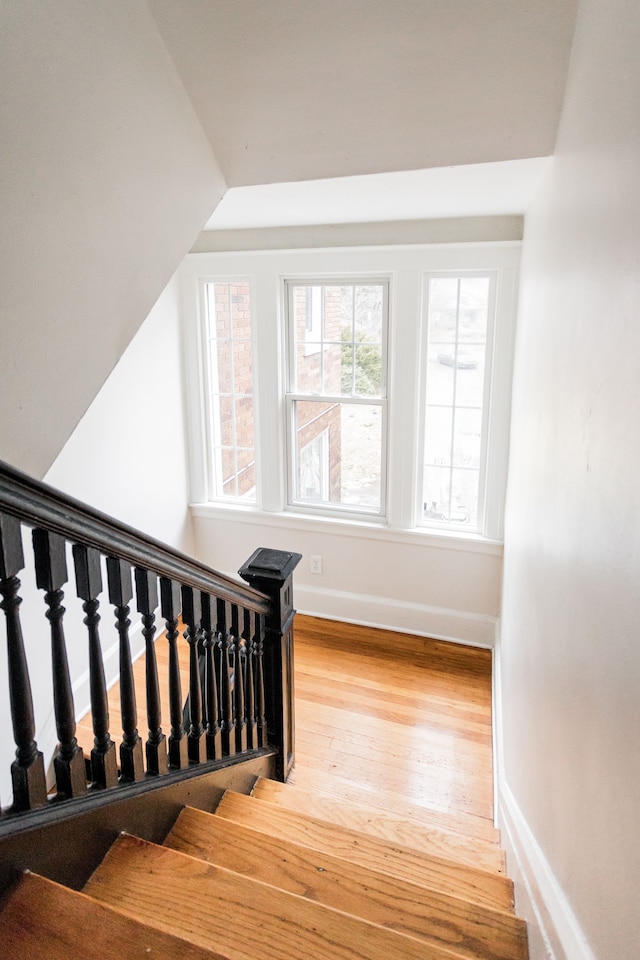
0, 460, 270, 615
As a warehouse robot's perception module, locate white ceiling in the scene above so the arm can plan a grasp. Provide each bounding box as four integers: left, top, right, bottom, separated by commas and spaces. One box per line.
147, 0, 578, 228
204, 157, 553, 230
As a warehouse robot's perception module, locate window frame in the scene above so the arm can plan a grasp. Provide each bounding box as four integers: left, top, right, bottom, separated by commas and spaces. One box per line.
180, 243, 518, 544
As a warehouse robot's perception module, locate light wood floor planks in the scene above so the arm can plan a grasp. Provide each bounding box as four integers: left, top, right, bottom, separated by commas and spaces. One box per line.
76, 613, 495, 833
291, 615, 495, 831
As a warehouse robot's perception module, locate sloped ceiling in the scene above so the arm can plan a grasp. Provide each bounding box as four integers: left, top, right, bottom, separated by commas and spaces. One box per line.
148, 0, 579, 188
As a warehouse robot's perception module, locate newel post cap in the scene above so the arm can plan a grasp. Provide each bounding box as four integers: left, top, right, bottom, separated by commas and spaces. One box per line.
239, 548, 302, 586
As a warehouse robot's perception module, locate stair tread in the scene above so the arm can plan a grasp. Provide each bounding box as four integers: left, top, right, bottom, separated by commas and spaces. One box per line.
251, 776, 505, 874
0, 871, 227, 960
286, 765, 500, 842
166, 805, 528, 960
85, 833, 471, 960
215, 790, 514, 913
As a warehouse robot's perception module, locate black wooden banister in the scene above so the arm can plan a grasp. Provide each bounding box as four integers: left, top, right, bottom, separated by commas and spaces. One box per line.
0, 458, 300, 831
0, 460, 270, 615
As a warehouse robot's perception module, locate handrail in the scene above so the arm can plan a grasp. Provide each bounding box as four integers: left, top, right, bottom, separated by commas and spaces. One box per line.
0, 459, 300, 827
0, 460, 269, 615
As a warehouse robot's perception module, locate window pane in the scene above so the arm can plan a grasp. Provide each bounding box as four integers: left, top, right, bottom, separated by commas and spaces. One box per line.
354, 285, 384, 341
422, 274, 491, 530
427, 278, 459, 341
205, 281, 256, 501
453, 408, 482, 468
291, 281, 386, 398
322, 286, 345, 343
353, 344, 382, 396
341, 403, 382, 510
422, 465, 451, 520
450, 468, 479, 527
426, 344, 454, 405
451, 345, 486, 408
424, 407, 453, 466
323, 341, 343, 394
422, 465, 478, 526
296, 342, 322, 393
293, 400, 382, 512
459, 277, 489, 342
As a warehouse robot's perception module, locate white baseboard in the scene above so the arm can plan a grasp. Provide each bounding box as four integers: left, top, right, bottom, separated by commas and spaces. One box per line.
494, 629, 597, 960
498, 781, 597, 960
294, 582, 497, 648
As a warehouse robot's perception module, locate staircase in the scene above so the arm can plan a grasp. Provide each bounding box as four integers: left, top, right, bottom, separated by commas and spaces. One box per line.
0, 775, 528, 960
0, 463, 529, 958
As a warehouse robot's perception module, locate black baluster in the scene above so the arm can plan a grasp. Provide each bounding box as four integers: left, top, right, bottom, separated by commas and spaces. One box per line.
254, 612, 268, 748
0, 515, 47, 811
201, 593, 222, 760
106, 557, 144, 782
32, 528, 87, 799
243, 607, 257, 750
217, 599, 236, 757
135, 568, 167, 776
233, 605, 247, 754
72, 544, 117, 790
182, 586, 205, 763
160, 577, 187, 769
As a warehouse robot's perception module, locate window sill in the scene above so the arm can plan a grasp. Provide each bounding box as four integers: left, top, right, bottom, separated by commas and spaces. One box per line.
189, 501, 503, 556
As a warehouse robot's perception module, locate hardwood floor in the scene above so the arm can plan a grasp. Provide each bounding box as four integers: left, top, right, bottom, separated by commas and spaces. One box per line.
292, 615, 494, 834
76, 613, 495, 835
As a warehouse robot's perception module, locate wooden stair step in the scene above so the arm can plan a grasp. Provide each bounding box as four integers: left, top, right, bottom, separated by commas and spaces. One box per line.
251, 776, 505, 874
84, 832, 470, 960
215, 790, 514, 913
0, 870, 228, 960
166, 805, 528, 960
284, 765, 500, 843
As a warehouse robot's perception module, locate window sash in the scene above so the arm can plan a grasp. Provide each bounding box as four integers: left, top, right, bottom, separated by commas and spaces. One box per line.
285, 278, 389, 518
418, 272, 497, 534
201, 279, 257, 503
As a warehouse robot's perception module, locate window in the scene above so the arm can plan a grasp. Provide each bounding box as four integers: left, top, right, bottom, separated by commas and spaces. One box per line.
202, 280, 256, 501
183, 243, 517, 542
299, 429, 329, 501
421, 274, 494, 532
286, 281, 388, 516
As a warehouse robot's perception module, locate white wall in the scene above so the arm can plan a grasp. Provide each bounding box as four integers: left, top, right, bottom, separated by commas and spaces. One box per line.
0, 277, 193, 806
498, 1, 640, 957
0, 0, 225, 479
193, 509, 502, 647
45, 276, 194, 553
182, 241, 517, 646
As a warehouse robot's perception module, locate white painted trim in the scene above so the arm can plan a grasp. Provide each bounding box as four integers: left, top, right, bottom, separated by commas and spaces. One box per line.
190, 501, 503, 557
296, 584, 496, 647
213, 568, 496, 648
498, 782, 598, 960
494, 629, 597, 960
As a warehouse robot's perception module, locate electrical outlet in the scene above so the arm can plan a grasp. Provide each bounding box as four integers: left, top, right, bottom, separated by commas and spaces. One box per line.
309, 555, 323, 575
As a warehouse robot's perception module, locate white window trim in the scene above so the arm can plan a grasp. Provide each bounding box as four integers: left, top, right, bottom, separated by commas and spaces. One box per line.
179, 242, 519, 543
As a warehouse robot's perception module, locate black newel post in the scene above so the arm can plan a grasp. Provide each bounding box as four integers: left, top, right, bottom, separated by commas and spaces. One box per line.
239, 548, 301, 781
